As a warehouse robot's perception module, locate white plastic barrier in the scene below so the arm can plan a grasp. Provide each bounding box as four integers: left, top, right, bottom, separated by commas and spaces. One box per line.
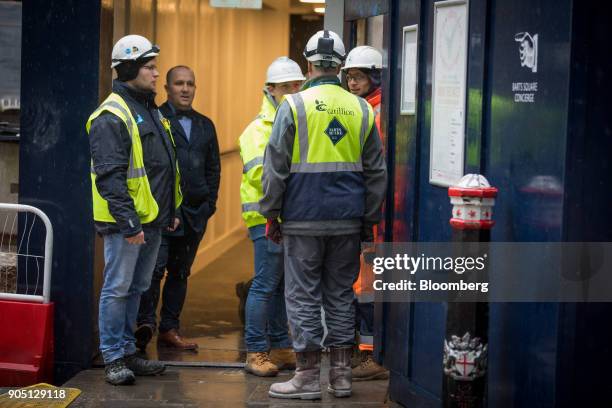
0, 204, 53, 304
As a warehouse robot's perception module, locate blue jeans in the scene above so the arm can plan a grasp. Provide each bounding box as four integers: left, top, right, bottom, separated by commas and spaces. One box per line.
244, 225, 291, 352
99, 229, 162, 363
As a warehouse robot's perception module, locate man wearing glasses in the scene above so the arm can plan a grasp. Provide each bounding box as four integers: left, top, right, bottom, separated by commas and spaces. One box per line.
342, 45, 389, 382
87, 34, 181, 385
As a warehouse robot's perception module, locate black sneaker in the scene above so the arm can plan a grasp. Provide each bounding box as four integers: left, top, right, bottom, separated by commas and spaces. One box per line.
135, 324, 154, 351
105, 358, 135, 385
124, 353, 166, 376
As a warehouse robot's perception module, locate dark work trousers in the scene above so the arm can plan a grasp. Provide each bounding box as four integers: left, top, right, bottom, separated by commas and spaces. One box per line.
137, 224, 205, 333
355, 301, 374, 350
283, 233, 361, 352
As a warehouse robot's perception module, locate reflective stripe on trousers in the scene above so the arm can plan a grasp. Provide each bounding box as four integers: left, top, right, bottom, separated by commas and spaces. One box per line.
359, 335, 374, 351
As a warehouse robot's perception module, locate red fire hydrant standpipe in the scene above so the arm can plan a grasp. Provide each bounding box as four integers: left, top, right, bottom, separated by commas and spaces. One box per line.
443, 174, 498, 408
448, 174, 498, 233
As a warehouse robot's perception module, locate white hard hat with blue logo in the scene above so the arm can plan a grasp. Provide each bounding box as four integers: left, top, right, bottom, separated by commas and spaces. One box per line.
111, 35, 160, 69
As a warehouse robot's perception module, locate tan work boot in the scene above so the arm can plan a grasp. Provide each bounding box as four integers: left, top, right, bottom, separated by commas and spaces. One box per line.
268, 350, 321, 400
269, 348, 297, 370
328, 346, 353, 397
245, 352, 279, 377
352, 350, 389, 381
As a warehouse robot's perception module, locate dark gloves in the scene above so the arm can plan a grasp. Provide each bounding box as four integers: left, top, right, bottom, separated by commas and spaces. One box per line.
265, 219, 282, 244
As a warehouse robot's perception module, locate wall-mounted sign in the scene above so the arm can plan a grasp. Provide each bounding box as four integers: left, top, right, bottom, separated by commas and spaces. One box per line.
400, 25, 418, 115
429, 0, 469, 187
514, 32, 538, 73
210, 0, 262, 9
512, 31, 539, 103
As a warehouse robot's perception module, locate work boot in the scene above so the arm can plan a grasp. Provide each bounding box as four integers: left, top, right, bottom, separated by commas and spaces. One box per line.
269, 348, 297, 370
124, 353, 166, 376
135, 324, 154, 351
269, 350, 321, 400
245, 352, 279, 377
352, 350, 389, 381
157, 329, 198, 350
104, 358, 135, 385
328, 346, 353, 397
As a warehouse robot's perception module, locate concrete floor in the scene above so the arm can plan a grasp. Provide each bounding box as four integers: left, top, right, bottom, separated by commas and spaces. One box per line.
66, 362, 393, 407
93, 237, 252, 367
73, 238, 396, 407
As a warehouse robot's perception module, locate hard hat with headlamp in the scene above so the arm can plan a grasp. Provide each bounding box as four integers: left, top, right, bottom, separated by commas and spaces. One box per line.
303, 30, 346, 67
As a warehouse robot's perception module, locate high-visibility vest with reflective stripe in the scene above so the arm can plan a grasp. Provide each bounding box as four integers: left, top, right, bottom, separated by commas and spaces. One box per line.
86, 93, 182, 224
238, 95, 276, 227
283, 84, 374, 221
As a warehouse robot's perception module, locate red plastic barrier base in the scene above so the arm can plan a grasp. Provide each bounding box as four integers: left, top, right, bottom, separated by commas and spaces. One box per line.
0, 300, 54, 386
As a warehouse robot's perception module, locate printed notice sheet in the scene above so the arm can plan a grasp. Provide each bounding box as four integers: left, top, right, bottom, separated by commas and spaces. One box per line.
430, 0, 468, 186
401, 25, 418, 115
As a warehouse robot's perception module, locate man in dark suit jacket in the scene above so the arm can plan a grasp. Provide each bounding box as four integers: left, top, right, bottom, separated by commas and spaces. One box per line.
135, 65, 221, 350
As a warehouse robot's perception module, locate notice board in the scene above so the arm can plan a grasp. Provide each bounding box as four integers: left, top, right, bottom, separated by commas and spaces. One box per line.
429, 0, 469, 187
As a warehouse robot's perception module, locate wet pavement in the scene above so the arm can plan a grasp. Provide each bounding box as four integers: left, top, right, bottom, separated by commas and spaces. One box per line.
75, 237, 395, 406
66, 361, 393, 407
94, 236, 253, 367
149, 235, 252, 365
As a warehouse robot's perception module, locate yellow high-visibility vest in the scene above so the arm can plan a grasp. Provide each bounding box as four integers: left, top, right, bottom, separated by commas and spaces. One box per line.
238, 94, 276, 227
287, 84, 373, 170
86, 93, 182, 224
282, 83, 374, 221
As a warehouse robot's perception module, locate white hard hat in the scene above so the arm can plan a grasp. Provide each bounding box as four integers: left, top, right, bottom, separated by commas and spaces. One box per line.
111, 34, 160, 68
342, 46, 383, 71
303, 30, 345, 67
266, 57, 306, 84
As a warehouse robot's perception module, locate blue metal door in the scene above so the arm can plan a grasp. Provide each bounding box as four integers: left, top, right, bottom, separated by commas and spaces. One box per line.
377, 0, 612, 406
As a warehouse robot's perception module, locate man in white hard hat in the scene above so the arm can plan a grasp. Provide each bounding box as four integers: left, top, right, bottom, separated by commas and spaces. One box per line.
343, 46, 383, 141
260, 31, 387, 399
86, 34, 181, 385
342, 45, 389, 382
238, 57, 304, 377
135, 65, 220, 351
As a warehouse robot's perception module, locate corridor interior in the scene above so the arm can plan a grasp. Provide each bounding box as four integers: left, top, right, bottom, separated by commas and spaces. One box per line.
90, 0, 327, 368
142, 236, 252, 365
92, 235, 254, 367
83, 236, 392, 406
78, 2, 393, 404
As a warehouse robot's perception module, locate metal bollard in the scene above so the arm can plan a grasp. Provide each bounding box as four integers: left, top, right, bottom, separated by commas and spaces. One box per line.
442, 174, 497, 408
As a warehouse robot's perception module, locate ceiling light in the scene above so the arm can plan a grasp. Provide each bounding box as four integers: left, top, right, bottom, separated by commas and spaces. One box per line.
300, 0, 325, 4
314, 7, 325, 13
